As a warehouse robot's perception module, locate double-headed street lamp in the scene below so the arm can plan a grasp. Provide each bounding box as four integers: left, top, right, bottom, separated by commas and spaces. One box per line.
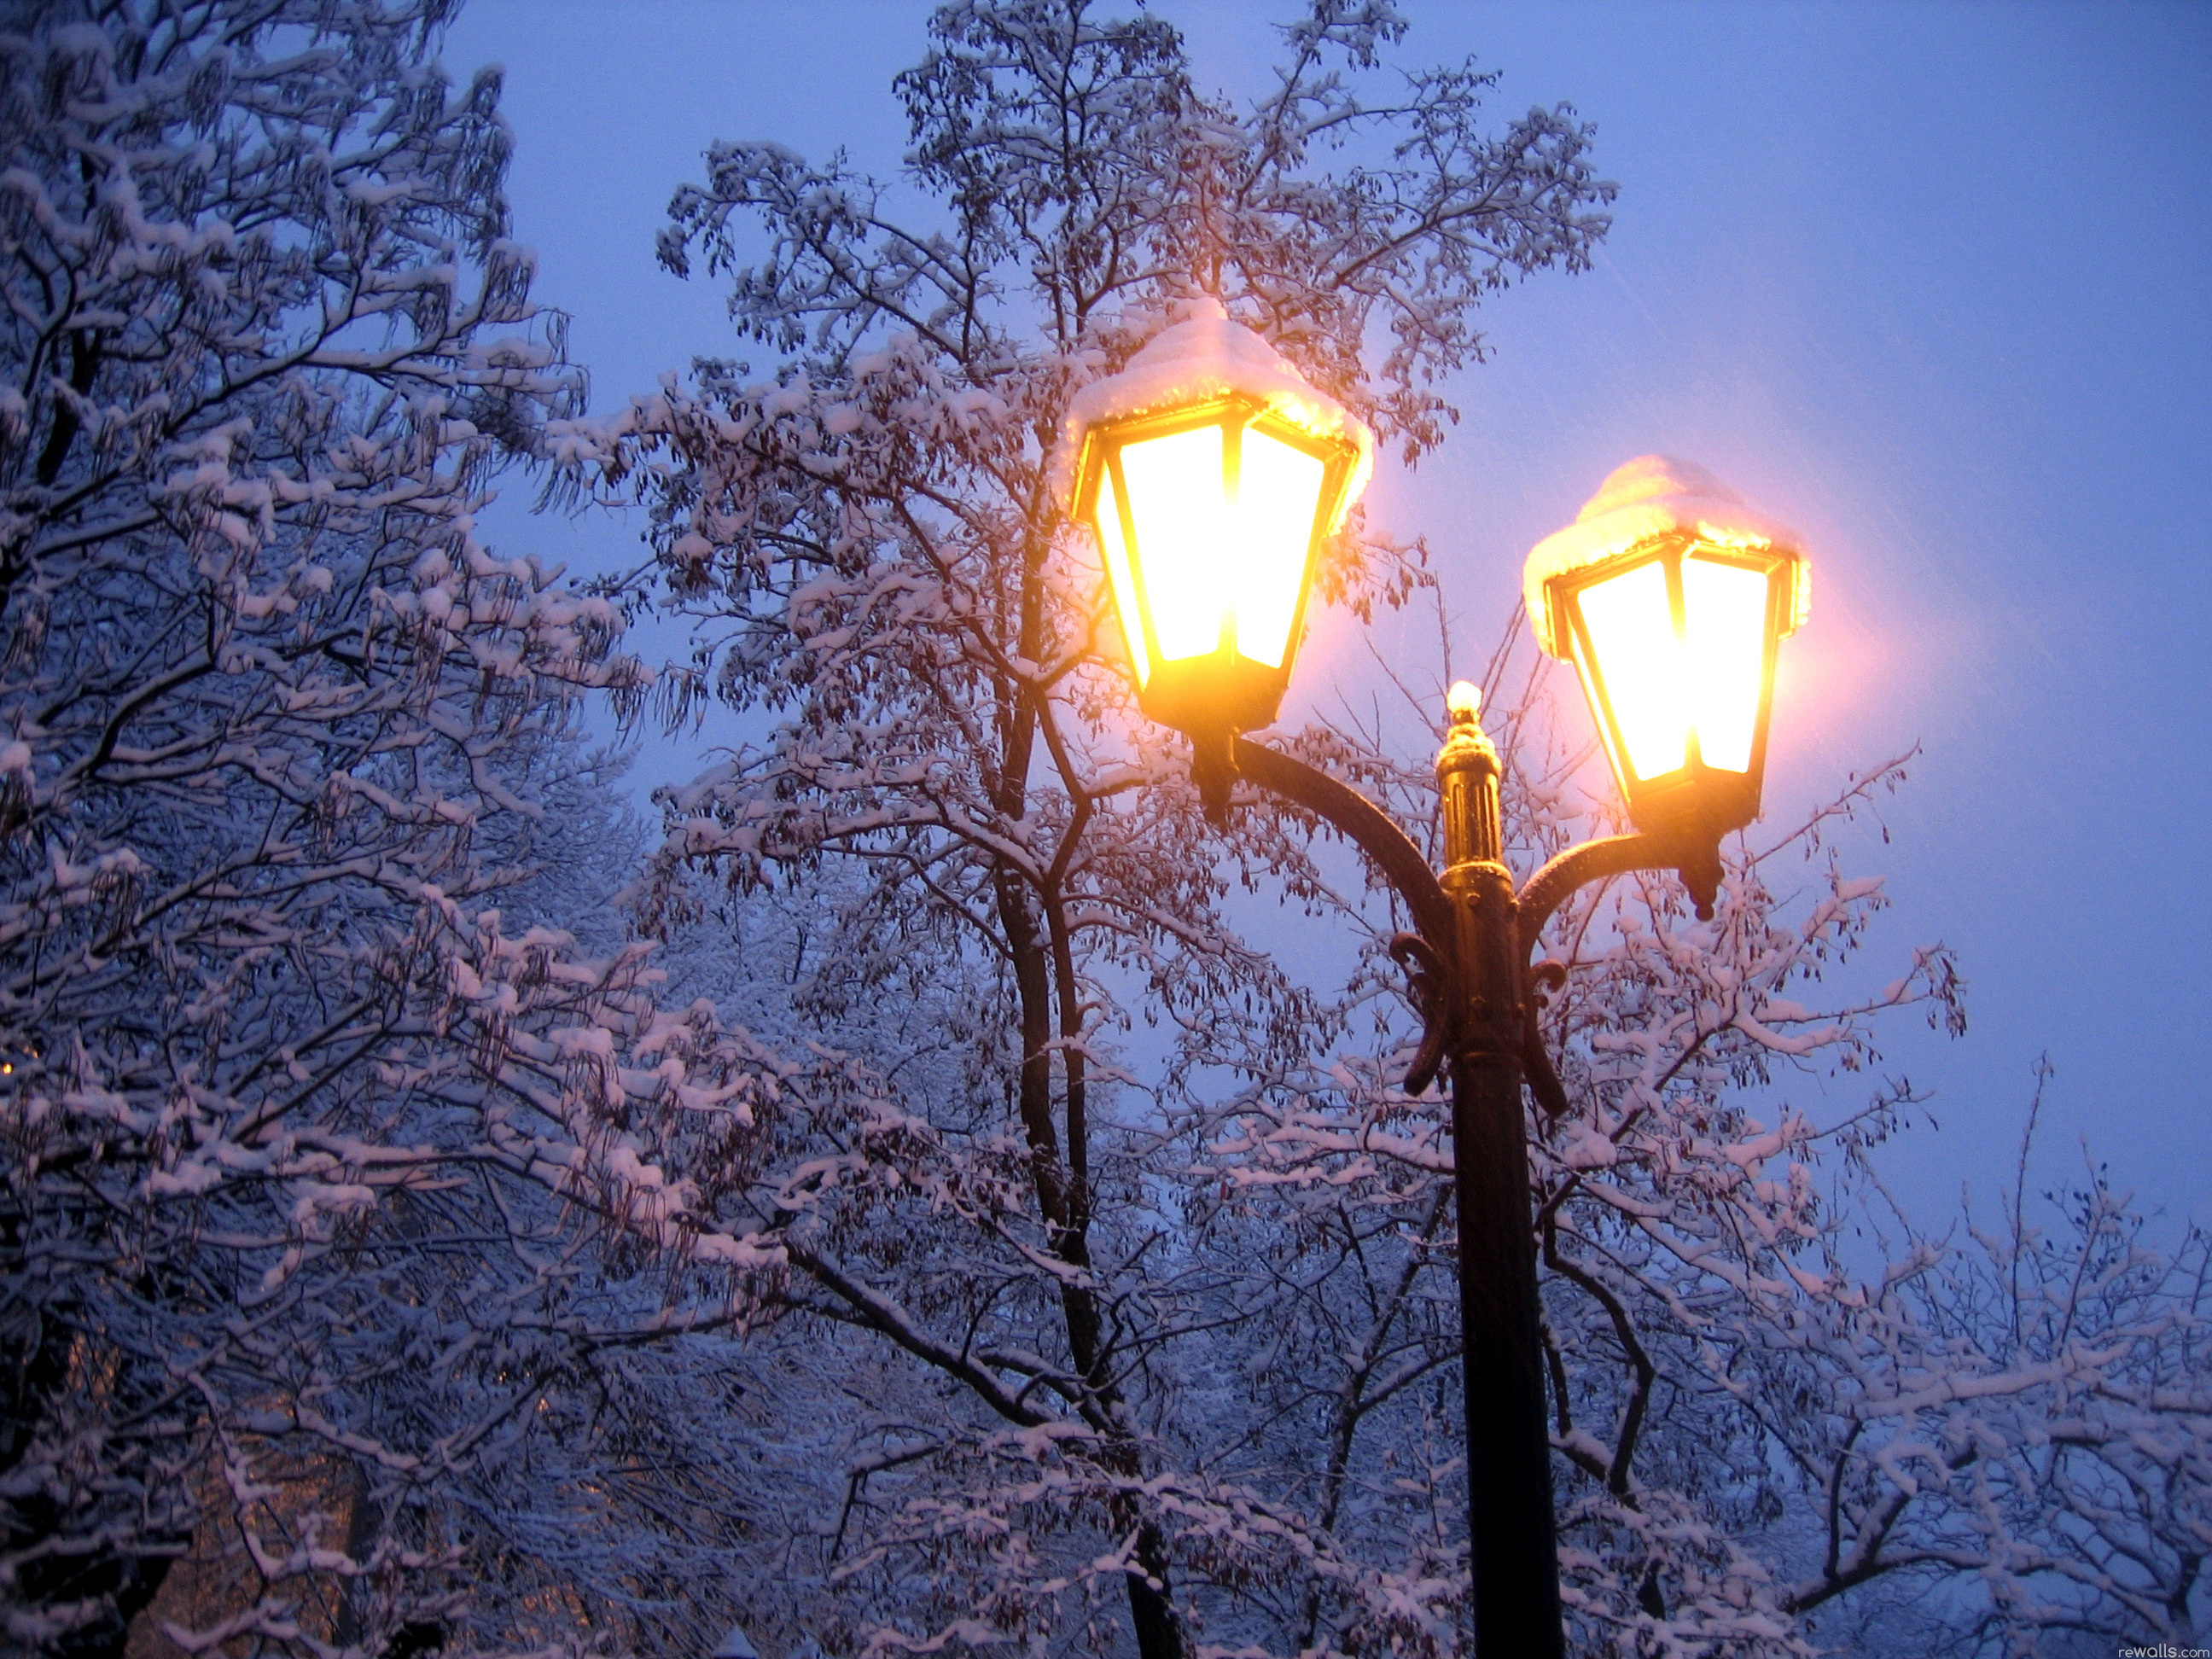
1057, 302, 1810, 1656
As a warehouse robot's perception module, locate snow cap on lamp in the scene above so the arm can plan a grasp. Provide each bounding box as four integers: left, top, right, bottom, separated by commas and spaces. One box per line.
1049, 296, 1375, 520
1523, 455, 1810, 661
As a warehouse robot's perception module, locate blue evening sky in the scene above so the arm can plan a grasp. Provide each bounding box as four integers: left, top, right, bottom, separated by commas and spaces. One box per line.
440, 1, 2211, 1225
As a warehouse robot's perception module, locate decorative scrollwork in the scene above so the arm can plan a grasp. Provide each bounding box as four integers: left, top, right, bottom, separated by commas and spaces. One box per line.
1522, 958, 1571, 1119
1390, 931, 1455, 1096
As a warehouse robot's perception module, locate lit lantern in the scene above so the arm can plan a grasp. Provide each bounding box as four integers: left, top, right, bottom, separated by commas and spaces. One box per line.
1525, 457, 1810, 841
1055, 299, 1373, 739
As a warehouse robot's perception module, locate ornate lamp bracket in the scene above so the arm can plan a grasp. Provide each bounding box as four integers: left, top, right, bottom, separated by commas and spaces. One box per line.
1221, 733, 1726, 1105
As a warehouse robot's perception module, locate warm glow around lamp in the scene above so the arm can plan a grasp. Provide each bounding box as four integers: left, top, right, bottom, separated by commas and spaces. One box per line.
1526, 457, 1810, 840
1055, 299, 1373, 739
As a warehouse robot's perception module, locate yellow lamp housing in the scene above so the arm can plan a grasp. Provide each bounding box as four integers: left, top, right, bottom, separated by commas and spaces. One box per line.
1071, 397, 1363, 737
1053, 299, 1375, 746
1527, 457, 1810, 843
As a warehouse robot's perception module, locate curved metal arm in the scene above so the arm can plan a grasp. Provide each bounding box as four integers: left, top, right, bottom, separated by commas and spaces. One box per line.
1230, 737, 1457, 947
1516, 834, 1668, 955
1516, 830, 1724, 956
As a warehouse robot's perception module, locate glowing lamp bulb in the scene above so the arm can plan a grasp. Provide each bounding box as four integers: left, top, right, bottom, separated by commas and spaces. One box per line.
1447, 680, 1481, 725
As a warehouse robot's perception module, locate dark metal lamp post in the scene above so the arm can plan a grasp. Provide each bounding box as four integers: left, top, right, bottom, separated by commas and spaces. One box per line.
1058, 308, 1811, 1656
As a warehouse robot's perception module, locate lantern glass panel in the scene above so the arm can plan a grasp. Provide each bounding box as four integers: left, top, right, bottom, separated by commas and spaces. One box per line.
1231, 428, 1326, 668
1578, 559, 1685, 781
1117, 424, 1227, 662
1682, 555, 1770, 772
1093, 467, 1149, 686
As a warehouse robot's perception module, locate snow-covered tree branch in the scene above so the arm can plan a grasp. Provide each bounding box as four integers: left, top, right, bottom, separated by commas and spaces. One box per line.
0, 7, 785, 1655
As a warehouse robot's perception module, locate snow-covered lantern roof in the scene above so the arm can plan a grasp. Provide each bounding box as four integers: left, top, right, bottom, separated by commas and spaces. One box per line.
1524, 456, 1811, 841
709, 1624, 760, 1659
1055, 298, 1373, 745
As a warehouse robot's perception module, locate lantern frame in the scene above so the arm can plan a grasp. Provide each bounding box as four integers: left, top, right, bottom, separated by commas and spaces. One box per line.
1544, 528, 1800, 841
1069, 394, 1364, 740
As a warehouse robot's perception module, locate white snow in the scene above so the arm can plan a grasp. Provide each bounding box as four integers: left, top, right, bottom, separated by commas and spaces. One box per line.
1522, 455, 1811, 657
1048, 297, 1374, 520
